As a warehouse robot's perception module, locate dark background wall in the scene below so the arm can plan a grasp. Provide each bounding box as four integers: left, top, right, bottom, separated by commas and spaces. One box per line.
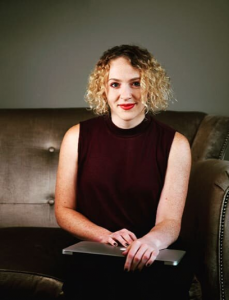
0, 0, 229, 158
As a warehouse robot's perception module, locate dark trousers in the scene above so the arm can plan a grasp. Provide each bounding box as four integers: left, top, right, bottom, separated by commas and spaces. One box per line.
62, 242, 194, 300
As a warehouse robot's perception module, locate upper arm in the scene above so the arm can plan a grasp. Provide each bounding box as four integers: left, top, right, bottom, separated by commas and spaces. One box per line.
155, 131, 192, 225
55, 124, 80, 212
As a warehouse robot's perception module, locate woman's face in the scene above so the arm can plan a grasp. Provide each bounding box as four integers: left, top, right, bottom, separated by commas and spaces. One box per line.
105, 57, 145, 129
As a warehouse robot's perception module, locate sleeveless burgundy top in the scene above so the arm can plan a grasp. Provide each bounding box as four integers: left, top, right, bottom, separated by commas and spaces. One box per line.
77, 114, 176, 238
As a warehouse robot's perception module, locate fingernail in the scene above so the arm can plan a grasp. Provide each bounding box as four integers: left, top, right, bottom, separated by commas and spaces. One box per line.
113, 242, 118, 246
125, 243, 129, 247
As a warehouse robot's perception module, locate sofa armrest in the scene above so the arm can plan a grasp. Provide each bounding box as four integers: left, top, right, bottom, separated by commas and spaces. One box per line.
181, 159, 229, 300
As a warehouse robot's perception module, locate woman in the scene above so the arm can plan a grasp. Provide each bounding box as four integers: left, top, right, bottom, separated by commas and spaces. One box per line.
55, 44, 193, 299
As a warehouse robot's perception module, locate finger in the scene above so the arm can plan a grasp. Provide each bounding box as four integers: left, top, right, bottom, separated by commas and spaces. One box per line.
145, 250, 159, 267
107, 236, 118, 247
130, 245, 148, 271
137, 249, 152, 271
115, 229, 137, 246
110, 232, 131, 247
116, 235, 130, 247
118, 234, 133, 247
124, 242, 143, 271
127, 231, 137, 241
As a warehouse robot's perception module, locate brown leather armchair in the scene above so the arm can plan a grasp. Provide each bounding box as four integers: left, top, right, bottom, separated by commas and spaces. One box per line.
0, 108, 228, 300
155, 111, 229, 300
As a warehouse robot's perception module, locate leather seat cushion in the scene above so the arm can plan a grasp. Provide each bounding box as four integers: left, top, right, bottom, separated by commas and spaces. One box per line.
0, 227, 77, 299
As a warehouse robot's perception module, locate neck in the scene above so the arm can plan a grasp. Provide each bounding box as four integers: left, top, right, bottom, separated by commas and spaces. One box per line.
111, 109, 145, 129
111, 113, 145, 129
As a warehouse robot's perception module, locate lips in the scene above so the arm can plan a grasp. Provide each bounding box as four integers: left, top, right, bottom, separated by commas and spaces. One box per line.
119, 104, 135, 110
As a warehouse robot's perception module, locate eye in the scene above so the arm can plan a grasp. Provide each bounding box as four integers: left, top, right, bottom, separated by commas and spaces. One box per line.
110, 82, 120, 88
131, 81, 141, 87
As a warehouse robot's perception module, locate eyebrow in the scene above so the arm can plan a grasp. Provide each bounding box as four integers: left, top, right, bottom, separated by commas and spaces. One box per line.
108, 77, 140, 81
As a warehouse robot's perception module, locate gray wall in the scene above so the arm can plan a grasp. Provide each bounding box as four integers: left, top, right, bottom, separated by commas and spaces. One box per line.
1, 0, 229, 158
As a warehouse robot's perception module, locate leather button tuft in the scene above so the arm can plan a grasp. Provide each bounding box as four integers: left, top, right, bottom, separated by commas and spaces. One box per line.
49, 147, 55, 153
48, 199, 55, 205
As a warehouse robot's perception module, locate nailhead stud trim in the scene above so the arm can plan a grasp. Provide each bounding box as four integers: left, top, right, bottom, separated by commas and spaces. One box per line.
219, 189, 229, 300
219, 131, 229, 160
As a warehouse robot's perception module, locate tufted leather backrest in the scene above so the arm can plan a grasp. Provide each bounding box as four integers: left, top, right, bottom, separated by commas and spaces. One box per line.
0, 108, 228, 227
154, 110, 229, 162
0, 108, 94, 227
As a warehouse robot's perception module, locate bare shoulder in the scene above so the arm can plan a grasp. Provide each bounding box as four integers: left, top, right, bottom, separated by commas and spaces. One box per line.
61, 124, 80, 146
172, 132, 190, 151
59, 124, 80, 159
169, 132, 191, 165
63, 124, 80, 141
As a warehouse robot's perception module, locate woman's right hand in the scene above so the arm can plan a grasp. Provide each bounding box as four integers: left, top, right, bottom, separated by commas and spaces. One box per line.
103, 229, 137, 247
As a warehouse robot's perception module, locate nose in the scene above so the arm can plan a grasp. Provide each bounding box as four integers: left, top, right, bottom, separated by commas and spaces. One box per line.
120, 84, 132, 101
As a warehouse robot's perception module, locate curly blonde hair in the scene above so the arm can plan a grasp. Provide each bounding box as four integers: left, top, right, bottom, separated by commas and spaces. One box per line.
85, 44, 174, 115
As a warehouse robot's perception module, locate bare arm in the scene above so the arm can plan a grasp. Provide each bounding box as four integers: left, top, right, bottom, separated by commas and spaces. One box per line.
55, 124, 136, 245
55, 124, 111, 242
148, 131, 191, 248
123, 132, 192, 271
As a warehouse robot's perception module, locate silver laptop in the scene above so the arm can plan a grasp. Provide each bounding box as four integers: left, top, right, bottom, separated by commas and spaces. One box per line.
62, 241, 185, 266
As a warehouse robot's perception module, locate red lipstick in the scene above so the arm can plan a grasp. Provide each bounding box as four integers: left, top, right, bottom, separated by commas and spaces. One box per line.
119, 104, 135, 110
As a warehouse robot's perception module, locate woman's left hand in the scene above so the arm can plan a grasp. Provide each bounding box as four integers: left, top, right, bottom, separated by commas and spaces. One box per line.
122, 238, 159, 271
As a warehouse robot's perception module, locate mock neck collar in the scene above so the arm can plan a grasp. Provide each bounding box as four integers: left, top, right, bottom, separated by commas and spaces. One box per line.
104, 114, 152, 137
